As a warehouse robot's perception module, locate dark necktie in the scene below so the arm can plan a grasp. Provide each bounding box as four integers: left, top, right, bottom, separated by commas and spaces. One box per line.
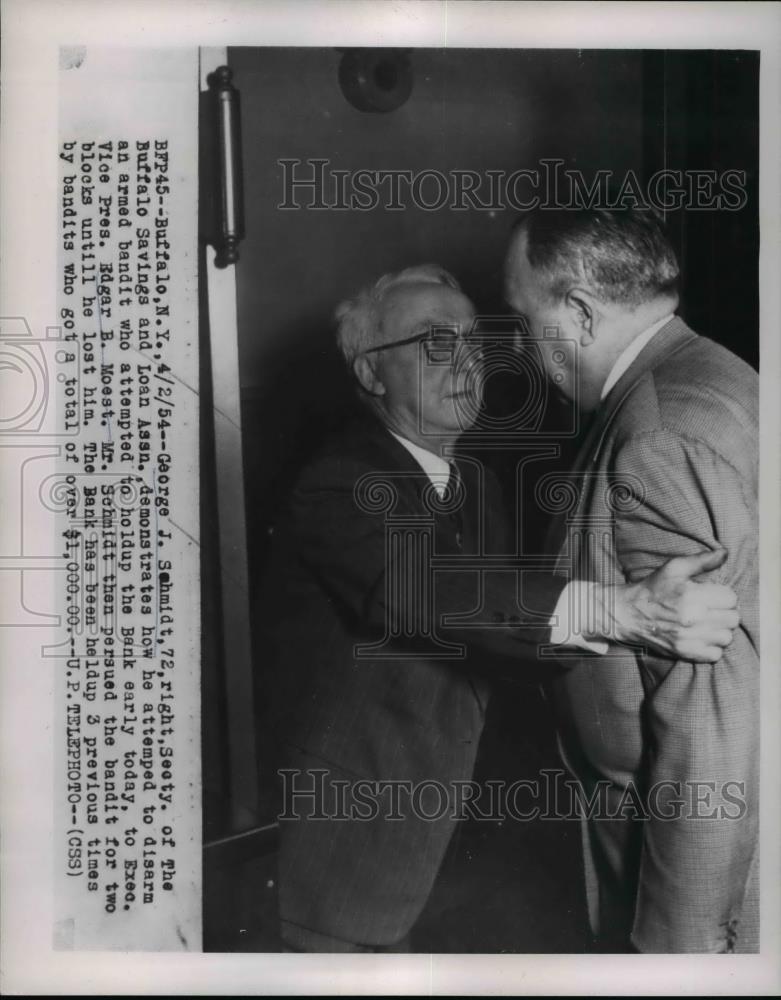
445, 461, 464, 549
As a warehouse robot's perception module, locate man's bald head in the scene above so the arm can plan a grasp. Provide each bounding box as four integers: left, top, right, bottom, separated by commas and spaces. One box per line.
507, 208, 680, 309
504, 209, 681, 413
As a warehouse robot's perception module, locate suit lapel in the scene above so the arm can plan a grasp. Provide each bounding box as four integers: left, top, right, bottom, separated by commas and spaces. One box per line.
353, 415, 472, 551
574, 317, 698, 473
546, 318, 698, 557
352, 413, 434, 509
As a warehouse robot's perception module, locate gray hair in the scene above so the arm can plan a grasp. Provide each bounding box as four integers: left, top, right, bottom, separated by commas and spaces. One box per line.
335, 264, 461, 366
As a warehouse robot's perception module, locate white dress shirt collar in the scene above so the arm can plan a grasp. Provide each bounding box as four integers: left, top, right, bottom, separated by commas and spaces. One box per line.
390, 432, 452, 496
600, 314, 675, 401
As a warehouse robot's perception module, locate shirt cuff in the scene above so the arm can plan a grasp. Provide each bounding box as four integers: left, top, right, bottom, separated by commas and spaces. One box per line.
549, 581, 609, 654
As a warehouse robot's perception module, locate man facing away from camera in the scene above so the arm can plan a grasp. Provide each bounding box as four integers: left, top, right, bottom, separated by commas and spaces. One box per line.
260, 262, 741, 953
504, 208, 759, 953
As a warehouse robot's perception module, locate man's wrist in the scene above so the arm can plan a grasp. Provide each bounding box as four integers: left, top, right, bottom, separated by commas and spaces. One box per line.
580, 582, 622, 644
550, 581, 610, 653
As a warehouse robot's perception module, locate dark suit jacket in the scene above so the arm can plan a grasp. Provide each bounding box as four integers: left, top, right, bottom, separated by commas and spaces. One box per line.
547, 318, 759, 953
258, 410, 564, 947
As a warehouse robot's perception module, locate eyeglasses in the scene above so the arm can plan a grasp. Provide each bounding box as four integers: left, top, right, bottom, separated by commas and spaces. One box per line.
363, 327, 478, 365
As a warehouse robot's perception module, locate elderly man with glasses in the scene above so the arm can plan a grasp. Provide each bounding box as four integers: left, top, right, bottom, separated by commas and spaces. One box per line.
259, 264, 740, 953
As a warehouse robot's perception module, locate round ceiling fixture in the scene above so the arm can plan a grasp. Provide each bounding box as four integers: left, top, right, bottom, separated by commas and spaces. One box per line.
338, 49, 413, 113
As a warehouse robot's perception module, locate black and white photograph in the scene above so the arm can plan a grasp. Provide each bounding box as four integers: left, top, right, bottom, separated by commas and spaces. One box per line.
207, 42, 760, 956
1, 1, 780, 995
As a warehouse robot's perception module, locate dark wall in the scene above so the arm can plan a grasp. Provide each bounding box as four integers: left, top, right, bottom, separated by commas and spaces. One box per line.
642, 50, 759, 369
229, 47, 646, 582
227, 45, 759, 600
211, 46, 759, 837
232, 47, 645, 384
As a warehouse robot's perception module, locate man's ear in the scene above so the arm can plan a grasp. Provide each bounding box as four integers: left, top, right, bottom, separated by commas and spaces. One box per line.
565, 288, 597, 346
353, 354, 385, 396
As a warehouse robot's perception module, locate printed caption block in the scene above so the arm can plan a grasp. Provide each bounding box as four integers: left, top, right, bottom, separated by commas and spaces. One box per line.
52, 48, 200, 951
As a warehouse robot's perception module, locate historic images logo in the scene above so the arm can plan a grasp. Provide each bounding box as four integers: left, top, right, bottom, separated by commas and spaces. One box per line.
279, 769, 749, 823
278, 158, 748, 213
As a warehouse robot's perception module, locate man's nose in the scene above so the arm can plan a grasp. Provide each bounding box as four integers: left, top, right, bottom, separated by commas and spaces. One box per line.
457, 341, 484, 369
512, 327, 532, 353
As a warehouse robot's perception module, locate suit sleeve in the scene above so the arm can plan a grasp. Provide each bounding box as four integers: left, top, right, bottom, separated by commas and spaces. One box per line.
286, 454, 565, 665
611, 429, 759, 953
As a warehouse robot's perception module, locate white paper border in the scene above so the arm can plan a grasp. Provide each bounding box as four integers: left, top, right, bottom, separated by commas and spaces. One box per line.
1, 1, 779, 994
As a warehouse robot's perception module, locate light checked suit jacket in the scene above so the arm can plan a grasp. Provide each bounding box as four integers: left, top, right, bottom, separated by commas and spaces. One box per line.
547, 317, 759, 953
